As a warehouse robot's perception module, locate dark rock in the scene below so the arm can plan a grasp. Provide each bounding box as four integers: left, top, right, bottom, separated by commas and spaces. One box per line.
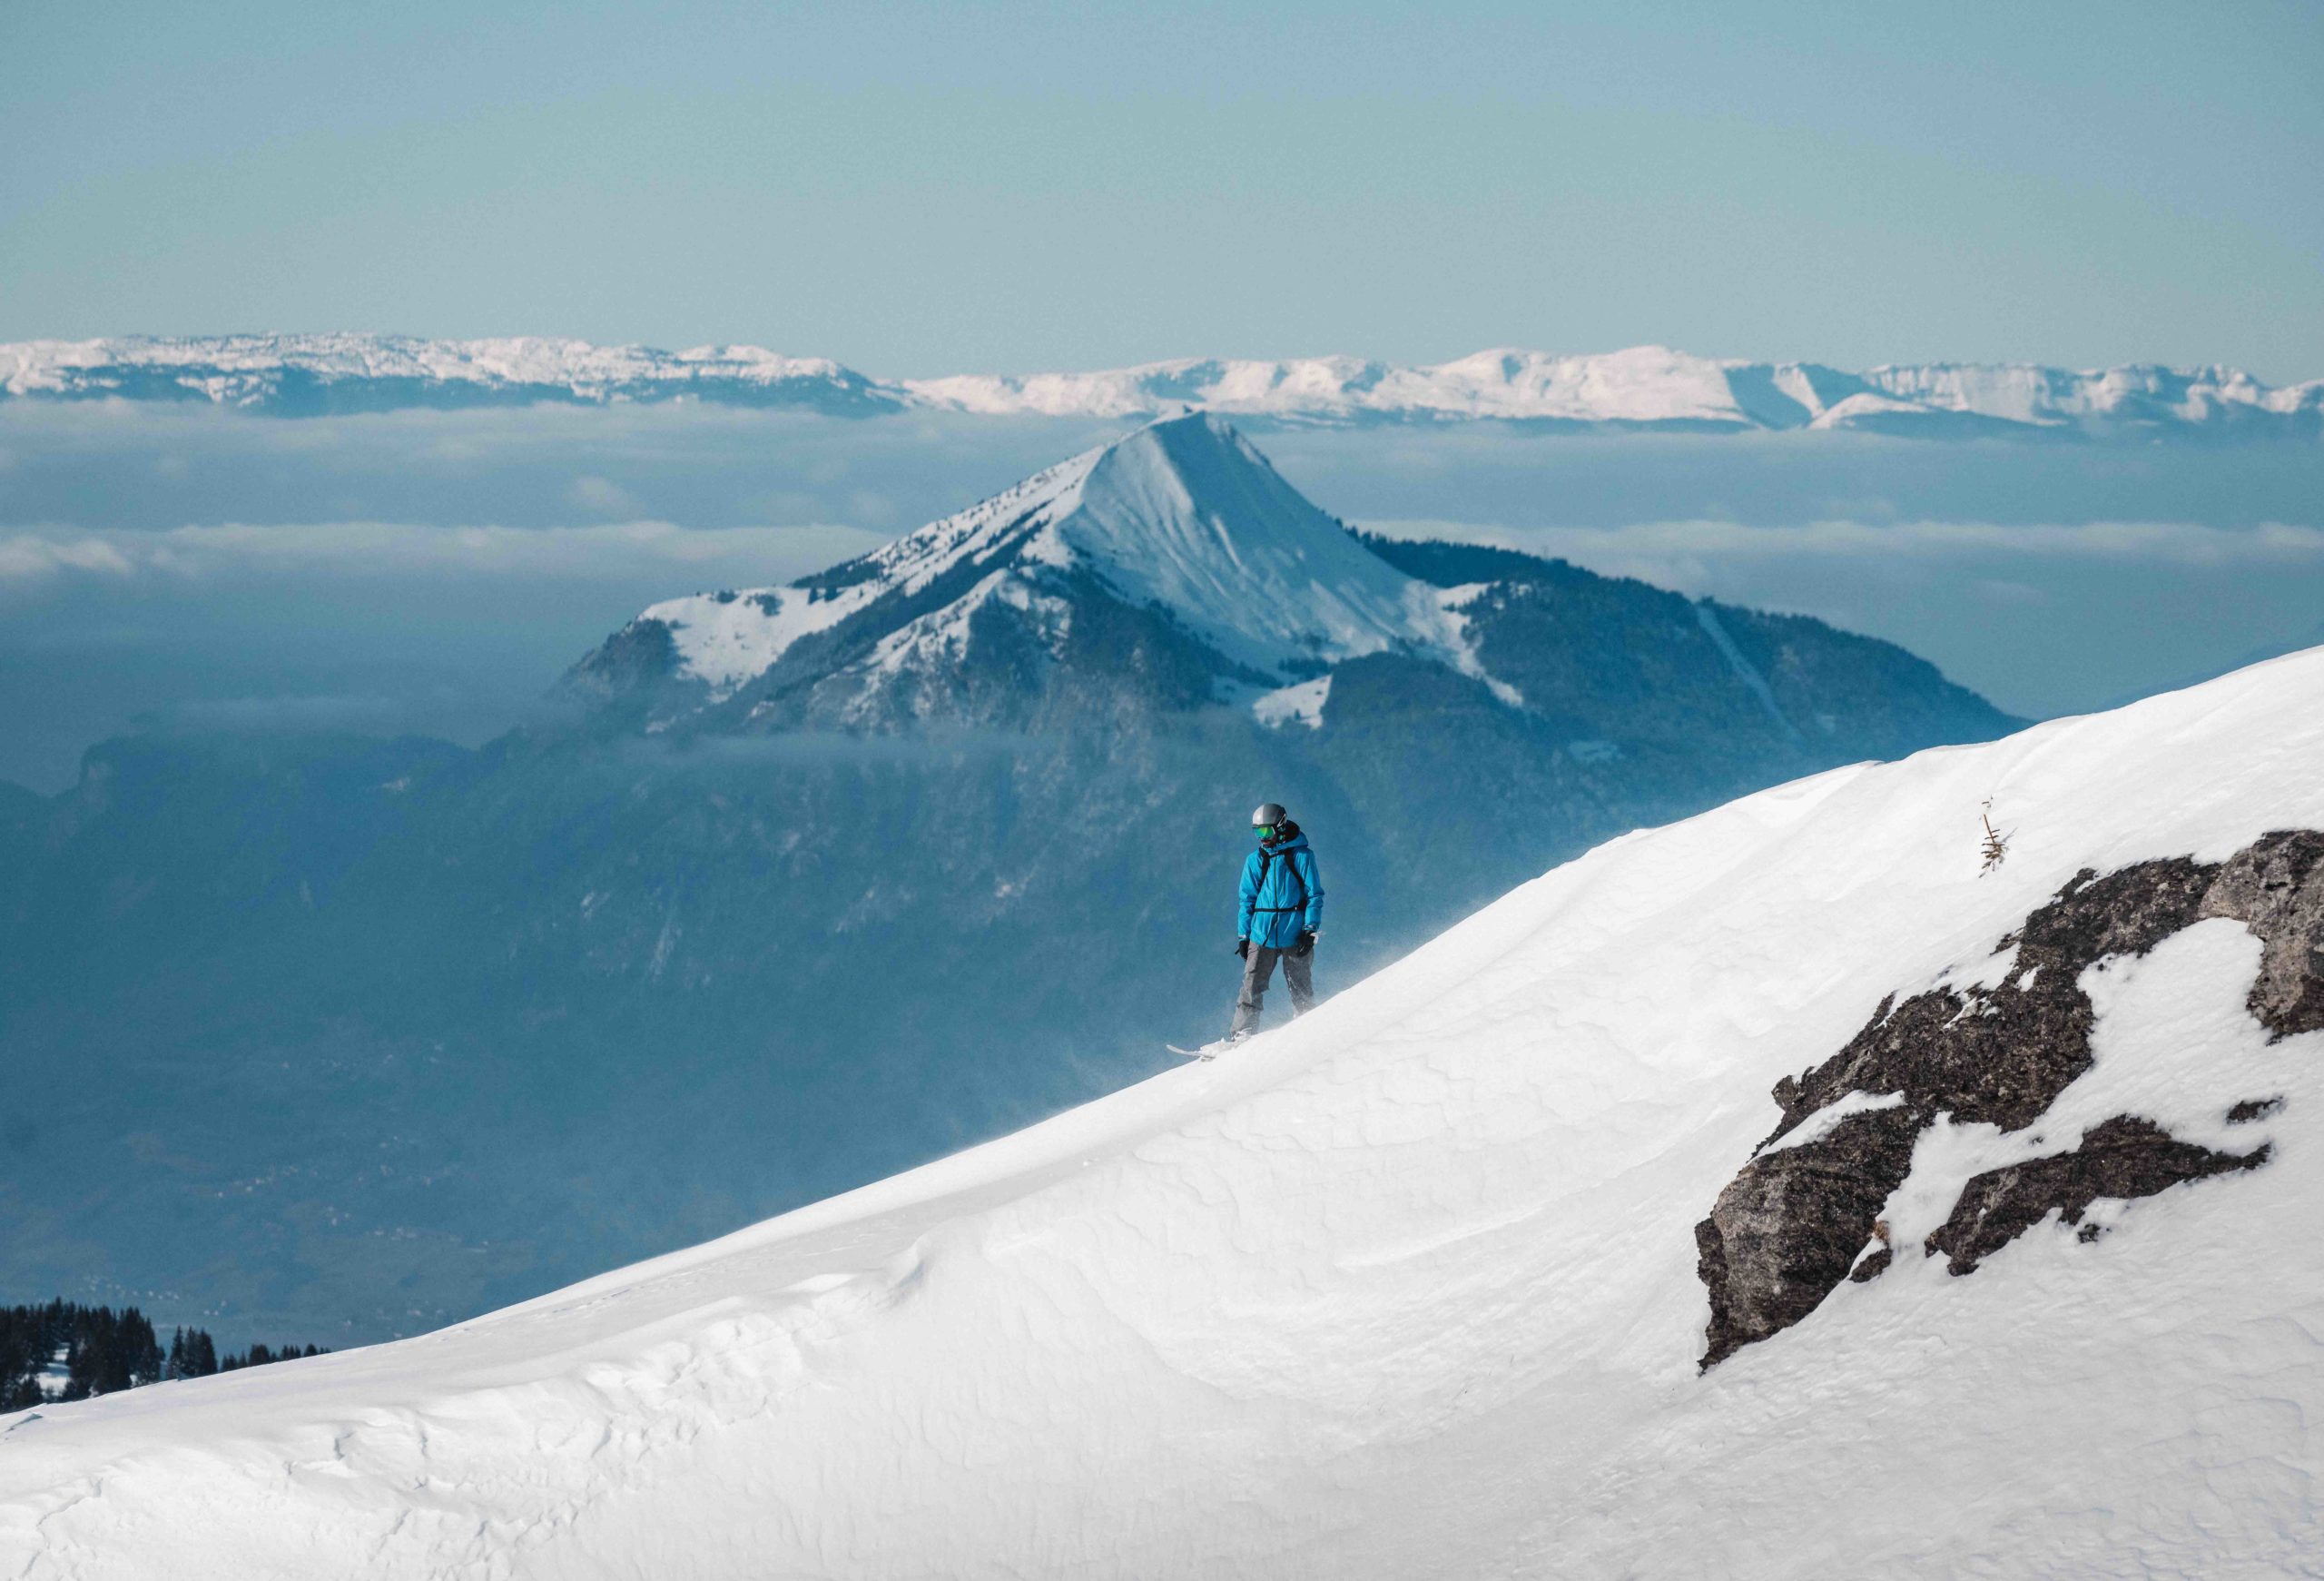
2228, 1096, 2285, 1124
2199, 830, 2324, 1037
558, 618, 687, 712
1766, 857, 2214, 1143
1696, 1107, 1919, 1367
1925, 1116, 2270, 1275
1696, 831, 2321, 1369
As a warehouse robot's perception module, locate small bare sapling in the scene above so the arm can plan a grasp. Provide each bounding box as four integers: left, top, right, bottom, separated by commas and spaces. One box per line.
1979, 798, 2011, 875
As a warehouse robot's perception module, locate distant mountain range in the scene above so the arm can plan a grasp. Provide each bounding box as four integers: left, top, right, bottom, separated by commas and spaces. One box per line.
4, 334, 2318, 439
0, 416, 2018, 1346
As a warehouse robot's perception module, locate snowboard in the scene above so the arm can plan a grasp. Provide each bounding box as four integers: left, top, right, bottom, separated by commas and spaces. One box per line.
1167, 1042, 1231, 1062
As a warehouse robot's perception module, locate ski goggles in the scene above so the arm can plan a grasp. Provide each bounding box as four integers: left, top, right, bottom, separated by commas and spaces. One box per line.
1253, 825, 1277, 840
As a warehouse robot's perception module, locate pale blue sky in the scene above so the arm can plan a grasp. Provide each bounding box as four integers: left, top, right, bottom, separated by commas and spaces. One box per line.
5, 1, 2319, 377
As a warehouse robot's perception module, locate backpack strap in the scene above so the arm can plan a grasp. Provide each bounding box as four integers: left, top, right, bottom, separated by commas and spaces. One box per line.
1248, 845, 1310, 914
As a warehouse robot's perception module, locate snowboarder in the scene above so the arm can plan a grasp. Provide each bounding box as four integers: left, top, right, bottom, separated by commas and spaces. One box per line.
1227, 802, 1324, 1043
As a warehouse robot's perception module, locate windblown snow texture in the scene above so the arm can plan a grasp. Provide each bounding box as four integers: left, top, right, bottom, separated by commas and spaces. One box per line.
5, 334, 2319, 438
5, 647, 2322, 1579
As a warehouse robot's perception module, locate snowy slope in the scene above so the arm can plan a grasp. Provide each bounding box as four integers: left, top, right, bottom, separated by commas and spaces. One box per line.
6, 648, 2322, 1578
5, 334, 2318, 436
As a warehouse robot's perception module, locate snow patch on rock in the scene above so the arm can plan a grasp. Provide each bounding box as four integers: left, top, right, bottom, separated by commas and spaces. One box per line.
642, 586, 876, 693
1253, 677, 1331, 730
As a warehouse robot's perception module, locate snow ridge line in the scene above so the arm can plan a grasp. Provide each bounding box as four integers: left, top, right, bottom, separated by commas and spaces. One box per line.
5, 336, 2319, 434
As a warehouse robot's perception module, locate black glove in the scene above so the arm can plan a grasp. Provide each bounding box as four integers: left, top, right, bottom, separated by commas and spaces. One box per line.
1294, 930, 1316, 958
1235, 938, 1250, 959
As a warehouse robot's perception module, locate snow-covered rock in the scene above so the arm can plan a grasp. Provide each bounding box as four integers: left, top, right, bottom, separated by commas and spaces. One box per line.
5, 334, 2317, 437
5, 647, 2321, 1578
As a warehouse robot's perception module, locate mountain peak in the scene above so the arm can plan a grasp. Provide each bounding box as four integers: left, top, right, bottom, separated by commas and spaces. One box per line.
602, 417, 1483, 716
1058, 411, 1446, 676
580, 417, 2012, 749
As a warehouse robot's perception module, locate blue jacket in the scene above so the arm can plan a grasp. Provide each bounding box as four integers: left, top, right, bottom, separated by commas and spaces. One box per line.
1239, 828, 1324, 951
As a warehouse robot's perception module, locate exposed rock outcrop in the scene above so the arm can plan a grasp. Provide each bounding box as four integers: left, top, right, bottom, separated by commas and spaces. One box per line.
1692, 1109, 1918, 1359
1925, 1116, 2270, 1275
1695, 830, 2324, 1369
2198, 830, 2324, 1038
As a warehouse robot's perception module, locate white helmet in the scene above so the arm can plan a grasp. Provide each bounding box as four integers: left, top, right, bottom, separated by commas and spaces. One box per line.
1251, 802, 1287, 830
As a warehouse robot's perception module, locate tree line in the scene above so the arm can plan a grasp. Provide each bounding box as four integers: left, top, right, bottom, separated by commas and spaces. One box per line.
1, 1300, 330, 1410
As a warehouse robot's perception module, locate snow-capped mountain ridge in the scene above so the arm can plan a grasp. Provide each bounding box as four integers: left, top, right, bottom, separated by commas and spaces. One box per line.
0, 333, 894, 416
633, 446, 1110, 695
6, 333, 2317, 437
576, 413, 2018, 754
608, 413, 1505, 722
914, 345, 2324, 433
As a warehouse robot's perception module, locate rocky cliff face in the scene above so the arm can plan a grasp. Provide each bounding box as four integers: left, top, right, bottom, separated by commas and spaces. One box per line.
1697, 830, 2324, 1367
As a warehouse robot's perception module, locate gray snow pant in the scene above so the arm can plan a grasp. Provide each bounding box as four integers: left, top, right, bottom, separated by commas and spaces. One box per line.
1230, 942, 1315, 1037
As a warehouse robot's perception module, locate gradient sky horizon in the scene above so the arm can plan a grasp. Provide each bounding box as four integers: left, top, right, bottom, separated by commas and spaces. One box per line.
5, 2, 2320, 380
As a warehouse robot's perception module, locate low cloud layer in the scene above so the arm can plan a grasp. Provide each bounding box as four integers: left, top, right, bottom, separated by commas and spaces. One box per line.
0, 519, 885, 588
0, 534, 135, 580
